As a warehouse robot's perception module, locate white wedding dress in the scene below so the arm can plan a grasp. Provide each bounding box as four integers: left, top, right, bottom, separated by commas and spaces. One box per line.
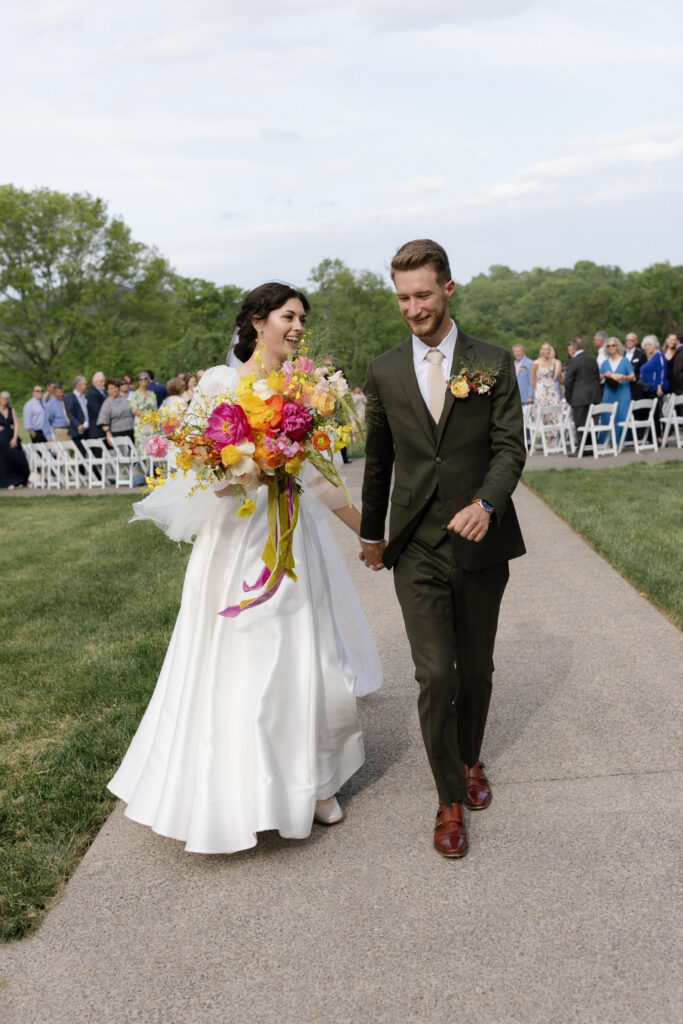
108, 365, 381, 854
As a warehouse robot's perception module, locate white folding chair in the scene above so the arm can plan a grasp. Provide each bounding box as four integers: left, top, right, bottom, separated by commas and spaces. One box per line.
23, 443, 45, 488
577, 403, 618, 458
42, 443, 66, 488
660, 394, 683, 448
522, 403, 535, 455
54, 440, 88, 488
527, 404, 566, 456
81, 438, 114, 488
617, 399, 658, 454
561, 399, 576, 453
110, 435, 145, 487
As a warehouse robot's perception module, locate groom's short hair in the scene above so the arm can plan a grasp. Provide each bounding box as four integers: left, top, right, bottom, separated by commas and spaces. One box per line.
391, 239, 452, 285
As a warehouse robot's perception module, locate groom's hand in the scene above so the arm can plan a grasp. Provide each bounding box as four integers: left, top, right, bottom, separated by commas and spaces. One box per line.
359, 540, 387, 571
447, 503, 491, 542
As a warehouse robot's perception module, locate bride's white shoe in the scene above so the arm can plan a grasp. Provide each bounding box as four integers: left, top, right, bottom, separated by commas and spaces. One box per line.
314, 797, 343, 825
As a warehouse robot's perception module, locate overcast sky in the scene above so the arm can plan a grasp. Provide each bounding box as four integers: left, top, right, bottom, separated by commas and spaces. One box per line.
3, 0, 682, 290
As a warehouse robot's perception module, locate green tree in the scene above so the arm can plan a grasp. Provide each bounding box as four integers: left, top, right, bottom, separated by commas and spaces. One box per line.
0, 185, 174, 383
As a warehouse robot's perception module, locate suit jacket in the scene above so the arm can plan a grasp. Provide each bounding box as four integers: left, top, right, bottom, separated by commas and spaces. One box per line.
86, 387, 107, 438
361, 331, 526, 571
625, 347, 648, 398
564, 351, 602, 409
671, 346, 683, 395
514, 355, 534, 404
63, 392, 87, 440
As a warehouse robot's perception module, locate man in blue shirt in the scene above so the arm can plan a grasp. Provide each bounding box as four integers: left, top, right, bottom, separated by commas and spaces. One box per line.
512, 344, 534, 405
22, 386, 48, 442
44, 385, 70, 442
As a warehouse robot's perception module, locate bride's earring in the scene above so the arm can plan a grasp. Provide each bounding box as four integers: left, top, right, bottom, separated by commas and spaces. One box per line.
255, 327, 264, 369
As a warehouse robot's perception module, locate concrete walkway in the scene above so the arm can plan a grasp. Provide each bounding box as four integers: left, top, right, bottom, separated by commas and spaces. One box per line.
1, 465, 681, 1024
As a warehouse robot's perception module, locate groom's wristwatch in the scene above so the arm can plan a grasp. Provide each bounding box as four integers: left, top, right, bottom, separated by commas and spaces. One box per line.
471, 498, 494, 514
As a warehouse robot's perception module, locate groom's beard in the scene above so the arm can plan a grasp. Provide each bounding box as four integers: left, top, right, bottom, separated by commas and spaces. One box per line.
402, 298, 450, 342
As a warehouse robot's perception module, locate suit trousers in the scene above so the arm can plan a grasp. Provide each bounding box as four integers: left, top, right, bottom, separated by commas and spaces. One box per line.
393, 535, 509, 804
571, 404, 590, 432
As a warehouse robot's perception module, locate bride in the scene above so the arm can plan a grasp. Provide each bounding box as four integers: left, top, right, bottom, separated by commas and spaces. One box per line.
108, 282, 382, 854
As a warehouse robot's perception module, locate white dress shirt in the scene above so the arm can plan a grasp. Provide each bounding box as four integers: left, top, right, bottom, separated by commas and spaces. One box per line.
412, 320, 458, 408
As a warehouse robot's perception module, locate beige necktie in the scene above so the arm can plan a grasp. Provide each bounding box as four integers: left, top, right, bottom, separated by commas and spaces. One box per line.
425, 349, 446, 421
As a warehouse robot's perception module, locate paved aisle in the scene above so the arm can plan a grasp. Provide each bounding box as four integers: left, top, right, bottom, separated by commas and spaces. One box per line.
1, 465, 680, 1024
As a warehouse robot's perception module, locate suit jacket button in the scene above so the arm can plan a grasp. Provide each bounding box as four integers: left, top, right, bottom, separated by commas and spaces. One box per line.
435, 456, 442, 463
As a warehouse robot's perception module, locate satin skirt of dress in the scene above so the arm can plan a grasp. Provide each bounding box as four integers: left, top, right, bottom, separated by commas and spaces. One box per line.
108, 485, 381, 854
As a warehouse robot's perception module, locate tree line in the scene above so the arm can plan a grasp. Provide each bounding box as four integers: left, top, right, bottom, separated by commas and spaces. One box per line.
1, 185, 681, 395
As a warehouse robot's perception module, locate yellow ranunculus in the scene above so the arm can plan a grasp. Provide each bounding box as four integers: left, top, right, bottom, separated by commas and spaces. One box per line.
284, 454, 305, 475
312, 391, 336, 416
221, 444, 242, 467
236, 499, 256, 517
450, 378, 469, 399
266, 371, 285, 393
236, 373, 256, 398
175, 451, 195, 471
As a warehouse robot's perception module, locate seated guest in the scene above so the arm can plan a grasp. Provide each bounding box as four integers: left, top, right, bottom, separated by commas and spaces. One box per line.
598, 338, 633, 443
44, 385, 70, 441
0, 391, 30, 488
512, 344, 534, 405
22, 385, 48, 443
97, 379, 136, 447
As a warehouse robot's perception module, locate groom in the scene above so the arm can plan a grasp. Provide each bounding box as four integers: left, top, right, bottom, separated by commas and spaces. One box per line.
359, 239, 526, 858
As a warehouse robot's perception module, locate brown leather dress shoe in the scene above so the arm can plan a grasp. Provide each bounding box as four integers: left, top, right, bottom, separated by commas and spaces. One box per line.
461, 761, 492, 810
433, 802, 468, 858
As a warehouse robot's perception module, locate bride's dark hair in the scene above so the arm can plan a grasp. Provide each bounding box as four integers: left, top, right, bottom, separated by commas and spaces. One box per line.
233, 282, 310, 362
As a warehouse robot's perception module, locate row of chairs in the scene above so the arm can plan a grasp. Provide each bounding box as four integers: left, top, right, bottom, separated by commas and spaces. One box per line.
525, 394, 683, 458
24, 437, 168, 489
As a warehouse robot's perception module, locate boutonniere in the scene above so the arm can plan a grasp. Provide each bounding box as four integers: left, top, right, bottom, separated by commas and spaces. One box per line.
448, 367, 498, 399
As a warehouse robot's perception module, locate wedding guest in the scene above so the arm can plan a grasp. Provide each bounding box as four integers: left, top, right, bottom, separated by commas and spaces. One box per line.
531, 342, 562, 445
624, 332, 648, 400
670, 334, 683, 395
351, 384, 367, 442
547, 346, 563, 400
97, 378, 136, 447
640, 335, 668, 440
564, 337, 602, 455
44, 380, 57, 401
598, 337, 633, 443
663, 334, 679, 393
512, 344, 534, 405
0, 391, 30, 488
145, 370, 168, 406
86, 372, 108, 440
593, 331, 608, 364
179, 373, 196, 402
119, 378, 132, 401
129, 372, 157, 453
63, 376, 89, 455
22, 386, 48, 443
162, 377, 188, 418
44, 385, 70, 441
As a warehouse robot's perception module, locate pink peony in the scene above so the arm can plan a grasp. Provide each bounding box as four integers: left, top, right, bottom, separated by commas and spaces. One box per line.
280, 401, 312, 440
205, 403, 251, 450
143, 435, 168, 457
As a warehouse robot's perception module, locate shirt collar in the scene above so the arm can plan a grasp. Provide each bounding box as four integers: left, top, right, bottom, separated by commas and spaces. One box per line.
412, 319, 458, 363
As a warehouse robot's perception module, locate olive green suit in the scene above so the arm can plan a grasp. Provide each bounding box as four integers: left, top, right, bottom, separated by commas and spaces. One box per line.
361, 330, 526, 803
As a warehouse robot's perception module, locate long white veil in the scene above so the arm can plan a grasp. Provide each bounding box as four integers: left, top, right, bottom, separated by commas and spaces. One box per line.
225, 327, 243, 368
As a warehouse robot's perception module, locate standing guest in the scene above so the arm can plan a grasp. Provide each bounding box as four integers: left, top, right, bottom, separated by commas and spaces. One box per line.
623, 332, 648, 399
178, 373, 197, 402
598, 338, 633, 443
564, 337, 602, 455
531, 342, 562, 445
593, 331, 608, 365
63, 376, 89, 454
44, 385, 70, 441
547, 345, 563, 400
351, 385, 367, 442
512, 344, 534, 405
22, 386, 48, 443
670, 334, 683, 395
119, 378, 132, 401
97, 379, 136, 447
129, 372, 157, 453
161, 377, 188, 419
145, 370, 168, 407
87, 371, 108, 440
663, 334, 679, 393
44, 380, 57, 402
640, 335, 669, 440
0, 391, 30, 488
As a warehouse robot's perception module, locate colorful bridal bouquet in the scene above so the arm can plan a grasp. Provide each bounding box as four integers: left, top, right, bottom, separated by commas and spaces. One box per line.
142, 352, 359, 616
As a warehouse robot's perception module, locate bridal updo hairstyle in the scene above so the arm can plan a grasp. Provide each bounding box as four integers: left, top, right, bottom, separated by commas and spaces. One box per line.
232, 282, 310, 363
390, 238, 452, 286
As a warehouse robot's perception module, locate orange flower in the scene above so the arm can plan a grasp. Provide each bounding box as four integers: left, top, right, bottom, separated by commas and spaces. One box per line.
241, 394, 278, 432
265, 394, 283, 427
253, 442, 285, 469
312, 391, 336, 416
311, 430, 331, 451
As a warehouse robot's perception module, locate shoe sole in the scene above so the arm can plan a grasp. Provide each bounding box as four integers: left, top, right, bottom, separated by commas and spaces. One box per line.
463, 796, 492, 811
314, 815, 343, 826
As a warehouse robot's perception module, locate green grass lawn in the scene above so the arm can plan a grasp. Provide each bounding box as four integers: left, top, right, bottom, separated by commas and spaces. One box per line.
0, 494, 191, 942
523, 461, 683, 629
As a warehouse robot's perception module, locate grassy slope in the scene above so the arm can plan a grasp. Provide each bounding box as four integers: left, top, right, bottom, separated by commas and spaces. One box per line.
523, 461, 683, 629
0, 495, 190, 941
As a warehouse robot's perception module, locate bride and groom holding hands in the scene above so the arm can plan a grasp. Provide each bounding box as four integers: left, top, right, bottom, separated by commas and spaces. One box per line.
109, 238, 526, 860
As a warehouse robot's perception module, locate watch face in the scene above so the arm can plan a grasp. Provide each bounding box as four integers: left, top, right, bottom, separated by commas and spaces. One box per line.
480, 500, 494, 513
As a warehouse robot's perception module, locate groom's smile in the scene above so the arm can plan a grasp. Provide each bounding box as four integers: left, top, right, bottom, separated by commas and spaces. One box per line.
393, 266, 455, 347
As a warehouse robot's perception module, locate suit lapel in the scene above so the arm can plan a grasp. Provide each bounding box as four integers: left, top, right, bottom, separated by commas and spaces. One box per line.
394, 338, 437, 445
435, 330, 474, 448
